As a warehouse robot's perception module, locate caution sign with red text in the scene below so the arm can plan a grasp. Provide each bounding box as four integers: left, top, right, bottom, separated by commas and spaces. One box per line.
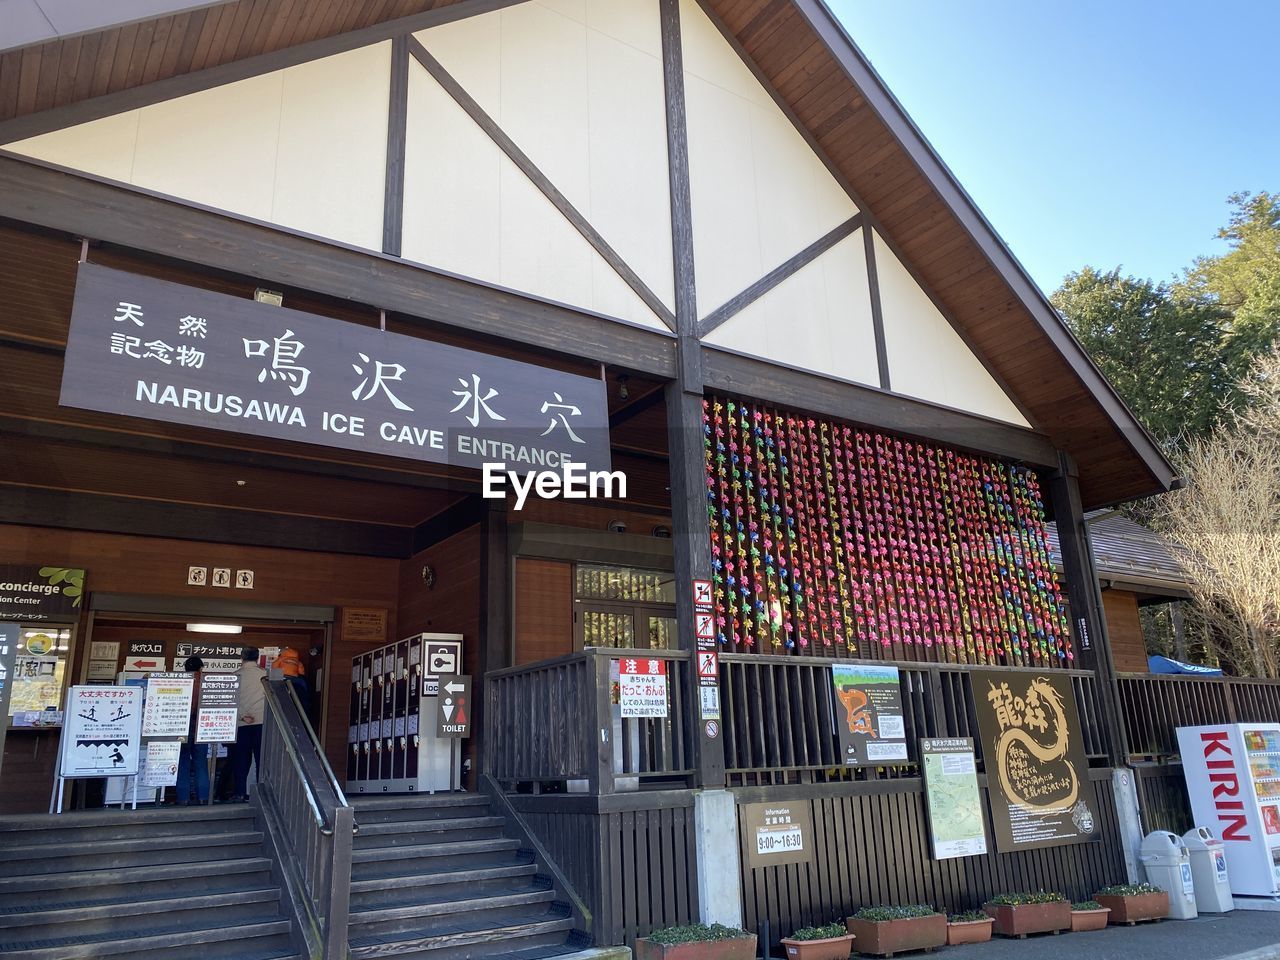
617, 658, 668, 718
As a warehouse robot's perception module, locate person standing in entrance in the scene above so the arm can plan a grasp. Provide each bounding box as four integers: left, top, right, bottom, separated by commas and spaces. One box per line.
230, 647, 266, 802
176, 655, 209, 805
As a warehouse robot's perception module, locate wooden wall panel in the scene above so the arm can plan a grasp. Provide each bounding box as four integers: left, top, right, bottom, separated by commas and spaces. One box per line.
513, 557, 572, 666
0, 523, 399, 772
1103, 589, 1148, 673
394, 526, 480, 783
0, 729, 60, 813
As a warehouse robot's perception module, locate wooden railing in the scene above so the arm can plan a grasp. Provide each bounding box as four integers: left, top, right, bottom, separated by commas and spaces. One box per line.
485, 648, 695, 792
258, 679, 354, 960
1117, 672, 1280, 761
720, 654, 1108, 785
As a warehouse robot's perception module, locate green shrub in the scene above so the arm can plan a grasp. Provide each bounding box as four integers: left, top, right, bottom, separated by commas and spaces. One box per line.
852, 905, 940, 922
947, 910, 990, 923
1096, 883, 1164, 897
1072, 901, 1104, 911
789, 922, 848, 941
644, 924, 752, 945
986, 891, 1067, 906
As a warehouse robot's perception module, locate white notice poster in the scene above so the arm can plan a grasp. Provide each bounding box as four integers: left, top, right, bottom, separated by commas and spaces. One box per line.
62, 686, 142, 778
141, 673, 195, 738
140, 740, 181, 787
617, 658, 669, 718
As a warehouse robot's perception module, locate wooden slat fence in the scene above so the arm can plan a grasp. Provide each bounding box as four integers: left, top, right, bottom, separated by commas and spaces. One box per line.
738, 769, 1127, 952
485, 648, 695, 791
510, 792, 699, 948
721, 654, 1108, 785
1132, 763, 1193, 835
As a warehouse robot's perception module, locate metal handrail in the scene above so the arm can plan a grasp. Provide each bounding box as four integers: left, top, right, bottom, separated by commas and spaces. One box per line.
261, 679, 330, 834
281, 678, 351, 818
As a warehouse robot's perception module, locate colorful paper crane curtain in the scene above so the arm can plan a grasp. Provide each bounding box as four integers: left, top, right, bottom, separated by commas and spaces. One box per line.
702, 397, 1072, 666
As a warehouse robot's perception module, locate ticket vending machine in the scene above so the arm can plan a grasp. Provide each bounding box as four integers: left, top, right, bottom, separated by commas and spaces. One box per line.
347, 633, 463, 794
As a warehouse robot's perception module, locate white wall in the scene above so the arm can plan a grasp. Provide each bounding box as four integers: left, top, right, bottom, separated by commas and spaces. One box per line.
875, 231, 1030, 426
705, 229, 879, 388
680, 0, 858, 320
413, 0, 674, 323
8, 43, 392, 252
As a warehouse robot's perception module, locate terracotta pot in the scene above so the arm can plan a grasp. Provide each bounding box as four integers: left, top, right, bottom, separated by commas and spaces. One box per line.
634, 934, 758, 960
946, 918, 994, 945
1070, 908, 1110, 932
983, 900, 1071, 937
1095, 892, 1169, 924
845, 914, 946, 956
781, 933, 856, 960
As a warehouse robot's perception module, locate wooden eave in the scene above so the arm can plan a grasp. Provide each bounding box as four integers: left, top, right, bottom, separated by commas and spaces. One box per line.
0, 0, 1177, 509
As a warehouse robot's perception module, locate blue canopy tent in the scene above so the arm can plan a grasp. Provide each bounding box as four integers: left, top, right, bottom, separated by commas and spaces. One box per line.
1148, 655, 1223, 676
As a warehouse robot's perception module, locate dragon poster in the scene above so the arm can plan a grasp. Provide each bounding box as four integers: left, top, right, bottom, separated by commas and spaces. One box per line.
830, 663, 908, 765
972, 669, 1099, 852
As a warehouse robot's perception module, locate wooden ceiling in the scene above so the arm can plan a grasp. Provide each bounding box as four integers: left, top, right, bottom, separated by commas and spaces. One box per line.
0, 0, 1175, 509
0, 0, 467, 123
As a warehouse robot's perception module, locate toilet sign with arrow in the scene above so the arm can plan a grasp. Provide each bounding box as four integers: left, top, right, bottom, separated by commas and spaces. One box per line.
435, 675, 471, 738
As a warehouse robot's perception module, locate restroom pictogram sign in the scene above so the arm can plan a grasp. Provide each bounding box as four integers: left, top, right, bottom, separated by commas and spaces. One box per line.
435, 675, 471, 738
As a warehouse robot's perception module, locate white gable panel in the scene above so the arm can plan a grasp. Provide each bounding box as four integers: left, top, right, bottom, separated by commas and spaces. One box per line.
402, 60, 665, 331
706, 230, 879, 388
7, 45, 390, 251
417, 0, 674, 311
680, 0, 857, 319
5, 109, 142, 183
875, 231, 1030, 427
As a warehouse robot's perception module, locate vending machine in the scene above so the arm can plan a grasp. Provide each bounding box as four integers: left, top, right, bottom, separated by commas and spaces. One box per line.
1178, 723, 1280, 898
346, 633, 463, 794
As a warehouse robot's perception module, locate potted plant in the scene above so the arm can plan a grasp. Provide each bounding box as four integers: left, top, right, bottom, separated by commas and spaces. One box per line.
946, 910, 994, 945
983, 891, 1070, 937
634, 923, 757, 960
1069, 901, 1110, 932
781, 921, 855, 960
1094, 883, 1169, 924
845, 905, 945, 956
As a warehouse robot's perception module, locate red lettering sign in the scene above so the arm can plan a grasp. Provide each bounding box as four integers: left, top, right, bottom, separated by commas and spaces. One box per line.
1202, 730, 1251, 840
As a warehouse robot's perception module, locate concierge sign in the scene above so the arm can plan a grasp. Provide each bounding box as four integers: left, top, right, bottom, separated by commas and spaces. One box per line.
60, 264, 611, 474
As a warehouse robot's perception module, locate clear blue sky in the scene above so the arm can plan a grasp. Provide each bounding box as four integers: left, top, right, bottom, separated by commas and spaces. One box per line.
830, 0, 1280, 294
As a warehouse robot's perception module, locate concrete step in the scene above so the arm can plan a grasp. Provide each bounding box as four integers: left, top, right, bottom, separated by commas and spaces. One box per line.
0, 917, 294, 960
352, 816, 507, 849
0, 807, 254, 846
350, 862, 540, 909
0, 831, 265, 876
350, 885, 557, 937
347, 907, 575, 960
0, 887, 281, 943
0, 857, 274, 906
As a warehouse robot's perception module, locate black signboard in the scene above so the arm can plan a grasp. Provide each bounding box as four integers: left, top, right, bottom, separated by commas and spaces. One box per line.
60, 264, 612, 475
829, 662, 909, 766
971, 669, 1099, 853
435, 675, 471, 738
741, 800, 813, 869
178, 642, 244, 658
0, 566, 85, 622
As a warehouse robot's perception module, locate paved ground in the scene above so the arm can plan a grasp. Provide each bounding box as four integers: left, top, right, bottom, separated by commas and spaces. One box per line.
943, 909, 1280, 960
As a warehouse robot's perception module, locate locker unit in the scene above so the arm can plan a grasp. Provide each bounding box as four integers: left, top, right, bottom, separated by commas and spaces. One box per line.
346, 633, 463, 794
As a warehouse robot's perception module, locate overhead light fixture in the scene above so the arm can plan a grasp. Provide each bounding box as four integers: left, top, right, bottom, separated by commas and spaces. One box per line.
253, 288, 284, 307
617, 374, 630, 400
186, 623, 243, 635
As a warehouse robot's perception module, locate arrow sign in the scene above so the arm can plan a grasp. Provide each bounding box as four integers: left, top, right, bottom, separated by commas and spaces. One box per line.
128, 658, 162, 671
435, 674, 471, 739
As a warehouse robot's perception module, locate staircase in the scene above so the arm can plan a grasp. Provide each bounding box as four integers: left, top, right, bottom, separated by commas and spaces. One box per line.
0, 805, 299, 960
346, 794, 588, 960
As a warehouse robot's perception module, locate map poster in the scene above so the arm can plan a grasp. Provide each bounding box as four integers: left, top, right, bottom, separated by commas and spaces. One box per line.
141, 672, 195, 738
920, 738, 988, 859
971, 669, 1099, 853
742, 800, 814, 869
61, 686, 142, 778
830, 663, 908, 766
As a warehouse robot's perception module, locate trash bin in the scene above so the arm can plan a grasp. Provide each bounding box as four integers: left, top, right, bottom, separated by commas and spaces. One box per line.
1183, 827, 1234, 913
1140, 831, 1198, 919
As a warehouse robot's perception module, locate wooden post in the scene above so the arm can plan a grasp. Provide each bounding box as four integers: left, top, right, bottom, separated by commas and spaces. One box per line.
1048, 452, 1128, 764
477, 499, 509, 779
